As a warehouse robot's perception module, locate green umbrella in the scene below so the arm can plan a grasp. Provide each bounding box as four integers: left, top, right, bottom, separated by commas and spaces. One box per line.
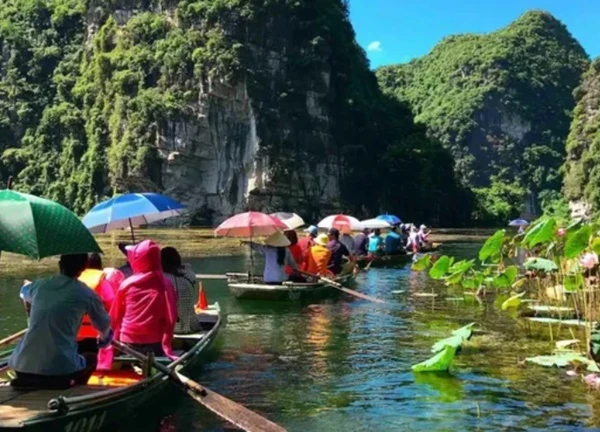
0, 190, 102, 260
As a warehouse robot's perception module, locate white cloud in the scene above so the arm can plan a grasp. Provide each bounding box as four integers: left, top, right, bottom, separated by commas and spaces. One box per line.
367, 41, 382, 52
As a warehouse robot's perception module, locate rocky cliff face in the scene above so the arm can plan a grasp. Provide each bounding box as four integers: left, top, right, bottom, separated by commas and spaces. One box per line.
376, 11, 589, 218
84, 0, 345, 223
0, 0, 469, 225
564, 59, 600, 213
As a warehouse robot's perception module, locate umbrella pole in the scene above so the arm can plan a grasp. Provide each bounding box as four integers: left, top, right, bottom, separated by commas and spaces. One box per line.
129, 218, 136, 244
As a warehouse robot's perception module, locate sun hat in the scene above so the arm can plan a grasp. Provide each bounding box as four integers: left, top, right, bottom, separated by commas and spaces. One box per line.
263, 231, 291, 247
420, 224, 427, 230
314, 233, 329, 247
304, 225, 318, 236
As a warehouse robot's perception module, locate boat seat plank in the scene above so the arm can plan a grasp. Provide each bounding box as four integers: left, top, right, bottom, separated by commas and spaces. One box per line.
0, 385, 110, 427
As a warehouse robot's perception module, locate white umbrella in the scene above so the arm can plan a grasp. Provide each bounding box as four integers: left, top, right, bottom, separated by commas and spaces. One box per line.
269, 212, 305, 230
360, 218, 391, 229
318, 214, 362, 231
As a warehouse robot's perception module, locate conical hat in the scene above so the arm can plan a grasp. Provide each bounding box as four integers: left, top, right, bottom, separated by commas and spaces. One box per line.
263, 231, 291, 247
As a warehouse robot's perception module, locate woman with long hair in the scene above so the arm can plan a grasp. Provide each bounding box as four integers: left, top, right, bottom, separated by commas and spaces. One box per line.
161, 247, 200, 334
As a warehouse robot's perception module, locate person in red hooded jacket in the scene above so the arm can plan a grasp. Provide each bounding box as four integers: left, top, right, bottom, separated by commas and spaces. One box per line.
110, 240, 177, 358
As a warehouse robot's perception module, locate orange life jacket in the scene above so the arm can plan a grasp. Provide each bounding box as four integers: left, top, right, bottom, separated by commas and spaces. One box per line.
77, 269, 105, 340
305, 245, 333, 276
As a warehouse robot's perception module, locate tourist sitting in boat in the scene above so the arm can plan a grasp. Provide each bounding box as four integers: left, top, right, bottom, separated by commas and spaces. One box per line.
368, 229, 384, 255
243, 231, 298, 285
298, 225, 318, 261
327, 228, 352, 275
305, 233, 333, 276
339, 227, 355, 256
161, 247, 201, 335
284, 230, 306, 282
384, 226, 403, 255
354, 227, 370, 257
9, 254, 113, 389
77, 253, 120, 353
111, 240, 177, 358
407, 225, 421, 253
418, 224, 430, 246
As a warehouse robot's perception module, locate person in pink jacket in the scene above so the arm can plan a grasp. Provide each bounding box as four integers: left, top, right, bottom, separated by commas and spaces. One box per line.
109, 240, 177, 359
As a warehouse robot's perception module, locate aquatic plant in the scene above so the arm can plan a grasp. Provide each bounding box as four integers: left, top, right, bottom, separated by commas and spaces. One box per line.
414, 216, 600, 368
412, 323, 475, 373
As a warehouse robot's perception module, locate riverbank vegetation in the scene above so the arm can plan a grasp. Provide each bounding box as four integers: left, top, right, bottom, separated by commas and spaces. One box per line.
413, 217, 600, 379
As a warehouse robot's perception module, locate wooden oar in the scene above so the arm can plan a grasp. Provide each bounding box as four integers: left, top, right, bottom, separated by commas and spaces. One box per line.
195, 274, 229, 280
0, 329, 27, 349
364, 258, 374, 271
113, 340, 286, 432
299, 271, 385, 304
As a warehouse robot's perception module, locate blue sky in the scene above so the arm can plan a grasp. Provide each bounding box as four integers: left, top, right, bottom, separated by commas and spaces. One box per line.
348, 0, 600, 69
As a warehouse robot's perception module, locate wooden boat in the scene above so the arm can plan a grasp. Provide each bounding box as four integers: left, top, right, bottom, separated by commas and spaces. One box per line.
0, 304, 221, 432
226, 272, 355, 301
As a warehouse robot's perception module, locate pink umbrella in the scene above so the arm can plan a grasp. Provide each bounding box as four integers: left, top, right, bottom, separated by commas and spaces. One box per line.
318, 214, 362, 232
215, 211, 287, 237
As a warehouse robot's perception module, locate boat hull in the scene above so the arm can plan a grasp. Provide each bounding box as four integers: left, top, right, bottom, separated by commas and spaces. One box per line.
227, 274, 354, 301
0, 311, 222, 432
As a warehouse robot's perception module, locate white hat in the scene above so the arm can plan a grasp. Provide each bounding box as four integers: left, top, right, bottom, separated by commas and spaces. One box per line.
420, 224, 427, 230
263, 231, 291, 247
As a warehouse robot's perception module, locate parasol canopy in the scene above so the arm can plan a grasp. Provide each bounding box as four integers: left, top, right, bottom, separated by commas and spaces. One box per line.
317, 214, 362, 232
215, 212, 287, 237
509, 219, 529, 227
83, 193, 185, 235
360, 218, 392, 229
0, 190, 101, 260
269, 212, 305, 230
376, 214, 402, 226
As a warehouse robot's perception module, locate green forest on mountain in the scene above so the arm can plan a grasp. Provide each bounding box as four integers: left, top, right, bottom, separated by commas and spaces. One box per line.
0, 3, 598, 225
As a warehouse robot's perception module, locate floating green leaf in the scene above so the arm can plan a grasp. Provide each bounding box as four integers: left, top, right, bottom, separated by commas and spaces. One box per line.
445, 271, 464, 286
501, 292, 525, 310
451, 322, 476, 340
526, 352, 600, 372
448, 259, 474, 274
431, 323, 475, 353
493, 273, 511, 288
412, 346, 457, 372
523, 217, 556, 247
411, 254, 432, 271
478, 230, 505, 262
565, 225, 592, 259
429, 255, 451, 280
523, 257, 558, 272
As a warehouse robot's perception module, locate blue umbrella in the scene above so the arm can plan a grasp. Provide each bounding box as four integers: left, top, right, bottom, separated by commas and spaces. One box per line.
509, 219, 529, 227
83, 193, 185, 241
376, 214, 402, 226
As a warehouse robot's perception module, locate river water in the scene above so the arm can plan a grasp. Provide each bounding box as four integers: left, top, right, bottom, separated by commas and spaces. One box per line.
1, 243, 599, 431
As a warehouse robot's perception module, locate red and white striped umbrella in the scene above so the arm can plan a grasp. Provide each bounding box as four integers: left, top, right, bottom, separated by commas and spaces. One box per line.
317, 214, 362, 232
269, 212, 305, 230
215, 211, 287, 237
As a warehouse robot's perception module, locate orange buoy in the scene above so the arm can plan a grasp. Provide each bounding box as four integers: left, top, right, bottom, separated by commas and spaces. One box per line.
196, 282, 208, 310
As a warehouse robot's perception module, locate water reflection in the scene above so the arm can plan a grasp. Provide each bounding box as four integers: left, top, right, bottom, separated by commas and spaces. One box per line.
1, 245, 599, 430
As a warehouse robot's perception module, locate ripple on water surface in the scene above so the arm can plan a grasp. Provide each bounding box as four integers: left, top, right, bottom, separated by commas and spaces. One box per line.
0, 245, 597, 431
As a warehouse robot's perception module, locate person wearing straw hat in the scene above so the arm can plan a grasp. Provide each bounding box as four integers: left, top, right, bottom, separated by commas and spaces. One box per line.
305, 234, 334, 277
242, 231, 298, 284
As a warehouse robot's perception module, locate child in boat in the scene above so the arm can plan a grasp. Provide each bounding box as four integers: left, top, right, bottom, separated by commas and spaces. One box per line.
9, 254, 113, 389
110, 240, 177, 358
161, 247, 201, 334
243, 231, 298, 285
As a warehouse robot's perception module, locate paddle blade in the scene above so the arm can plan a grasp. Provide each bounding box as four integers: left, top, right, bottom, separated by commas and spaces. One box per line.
179, 373, 286, 432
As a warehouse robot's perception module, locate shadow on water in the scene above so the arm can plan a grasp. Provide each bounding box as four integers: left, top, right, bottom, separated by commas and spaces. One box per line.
2, 244, 600, 431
